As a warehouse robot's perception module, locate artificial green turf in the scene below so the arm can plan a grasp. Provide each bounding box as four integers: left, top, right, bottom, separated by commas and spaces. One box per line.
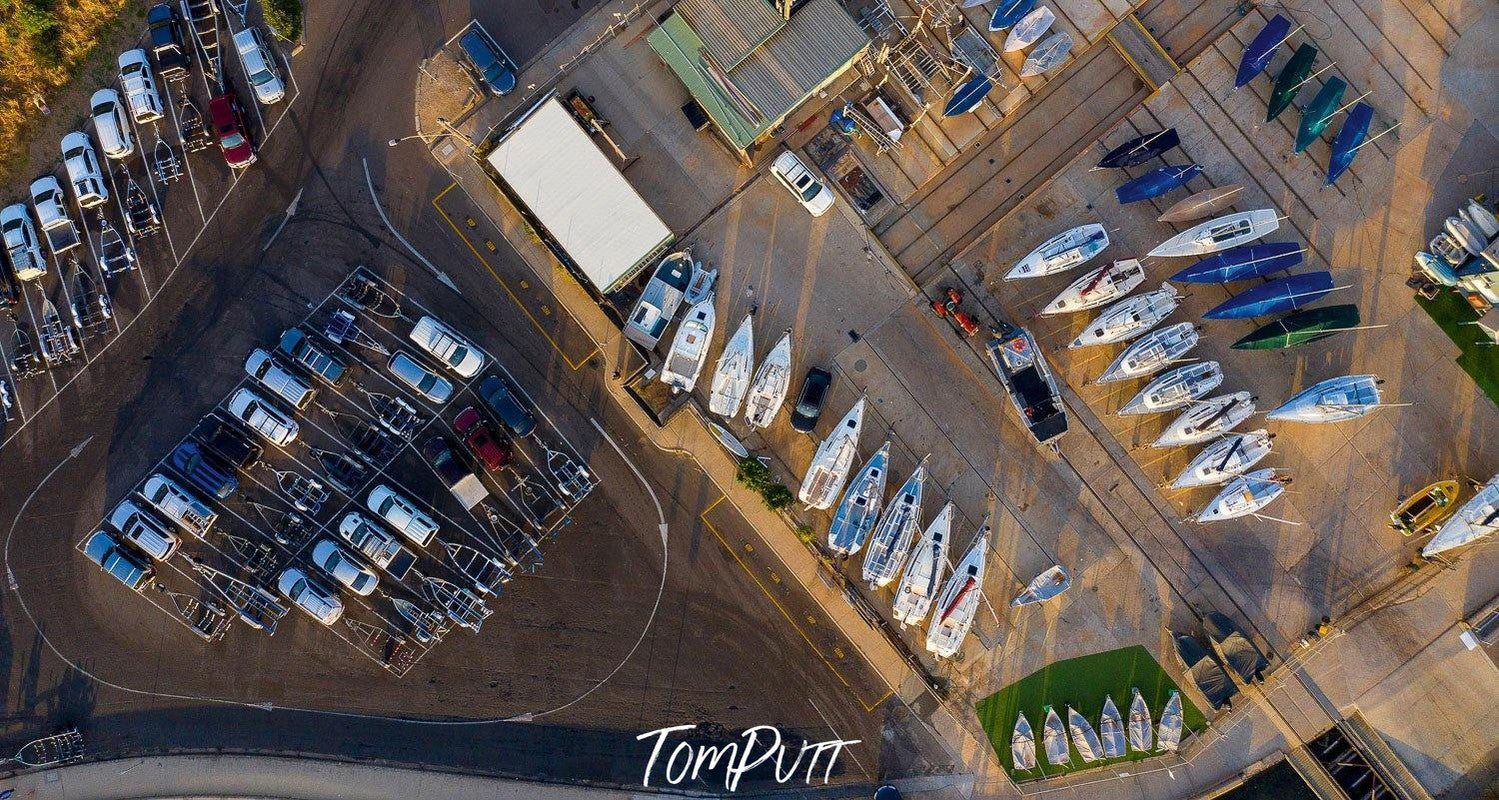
974, 645, 1207, 782
1414, 292, 1499, 406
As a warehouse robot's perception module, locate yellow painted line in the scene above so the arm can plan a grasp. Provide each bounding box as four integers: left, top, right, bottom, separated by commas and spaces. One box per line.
699, 495, 893, 712
429, 182, 599, 371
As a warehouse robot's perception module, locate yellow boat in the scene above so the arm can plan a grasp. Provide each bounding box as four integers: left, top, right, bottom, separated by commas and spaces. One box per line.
1389, 480, 1463, 536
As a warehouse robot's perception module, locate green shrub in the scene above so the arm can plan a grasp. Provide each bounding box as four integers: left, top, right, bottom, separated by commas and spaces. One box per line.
761, 484, 793, 511
735, 457, 771, 492
263, 0, 303, 41
794, 524, 814, 543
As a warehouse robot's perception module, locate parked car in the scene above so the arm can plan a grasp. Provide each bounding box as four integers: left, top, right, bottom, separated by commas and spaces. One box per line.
337, 512, 417, 580
226, 387, 299, 447
28, 176, 80, 256
478, 374, 536, 437
139, 473, 217, 537
790, 368, 833, 432
82, 530, 155, 591
457, 28, 516, 96
106, 499, 181, 561
277, 567, 344, 625
209, 92, 256, 169
311, 539, 378, 596
0, 203, 47, 282
60, 132, 109, 208
770, 150, 835, 217
388, 351, 453, 404
454, 406, 511, 472
409, 315, 484, 377
278, 328, 347, 386
245, 348, 314, 409
167, 440, 239, 500
89, 89, 135, 159
192, 415, 263, 469
421, 435, 489, 511
366, 484, 438, 547
117, 49, 165, 123
146, 3, 191, 79
232, 27, 286, 105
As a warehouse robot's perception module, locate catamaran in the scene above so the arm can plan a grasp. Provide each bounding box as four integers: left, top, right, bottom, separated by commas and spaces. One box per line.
623, 251, 693, 349
1119, 361, 1223, 416
1159, 185, 1244, 224
1012, 712, 1038, 770
1194, 468, 1291, 523
797, 398, 866, 509
1157, 691, 1184, 751
659, 294, 716, 394
1042, 706, 1070, 765
827, 442, 891, 556
1421, 473, 1498, 558
1152, 391, 1255, 448
1068, 284, 1181, 348
1170, 430, 1274, 489
1266, 374, 1382, 423
1067, 706, 1103, 763
1128, 689, 1153, 751
744, 331, 793, 428
892, 502, 953, 626
1005, 224, 1109, 280
863, 459, 929, 589
1011, 565, 1070, 606
1041, 259, 1145, 315
1099, 696, 1127, 759
1096, 322, 1200, 384
708, 313, 755, 416
1148, 209, 1281, 258
926, 523, 988, 658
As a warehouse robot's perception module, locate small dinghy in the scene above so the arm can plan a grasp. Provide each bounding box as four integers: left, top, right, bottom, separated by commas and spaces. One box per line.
1267, 44, 1318, 122
1415, 251, 1459, 287
1099, 696, 1127, 759
1325, 102, 1372, 186
1042, 706, 1070, 765
798, 399, 866, 509
1128, 689, 1153, 752
1005, 6, 1054, 52
862, 458, 928, 589
1235, 14, 1292, 89
708, 312, 754, 416
828, 441, 891, 557
1231, 304, 1361, 350
1463, 199, 1499, 238
1005, 223, 1109, 280
708, 420, 749, 459
1012, 713, 1038, 771
1170, 242, 1305, 284
1421, 474, 1498, 558
1159, 185, 1244, 224
1153, 391, 1255, 448
1040, 259, 1145, 316
989, 0, 1037, 31
1119, 361, 1223, 416
1020, 31, 1073, 77
1295, 76, 1347, 153
1445, 216, 1487, 256
1096, 128, 1180, 170
744, 331, 792, 428
659, 295, 716, 393
1067, 706, 1103, 763
892, 502, 953, 626
1096, 322, 1200, 384
1069, 284, 1181, 348
1170, 430, 1274, 489
1157, 691, 1184, 751
1149, 209, 1281, 258
943, 75, 993, 117
1117, 164, 1202, 205
1011, 565, 1070, 606
1266, 374, 1381, 423
926, 523, 988, 657
1195, 468, 1291, 523
1203, 271, 1336, 320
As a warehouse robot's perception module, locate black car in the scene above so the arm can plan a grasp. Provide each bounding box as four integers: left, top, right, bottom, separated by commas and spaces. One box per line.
790, 368, 833, 433
457, 29, 516, 96
192, 415, 263, 469
168, 441, 239, 500
146, 3, 191, 79
479, 374, 536, 437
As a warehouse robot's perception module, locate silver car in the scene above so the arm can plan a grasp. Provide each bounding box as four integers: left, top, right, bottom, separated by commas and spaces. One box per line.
409, 315, 484, 377
311, 539, 378, 596
227, 387, 299, 446
233, 28, 286, 105
388, 351, 453, 404
277, 567, 344, 625
107, 498, 181, 561
90, 89, 135, 159
1, 203, 46, 281
366, 484, 438, 547
61, 132, 109, 208
117, 49, 164, 123
245, 348, 315, 410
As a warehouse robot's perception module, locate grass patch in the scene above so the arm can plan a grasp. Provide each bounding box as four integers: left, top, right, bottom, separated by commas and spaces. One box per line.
1414, 291, 1499, 406
1220, 760, 1317, 800
974, 645, 1207, 782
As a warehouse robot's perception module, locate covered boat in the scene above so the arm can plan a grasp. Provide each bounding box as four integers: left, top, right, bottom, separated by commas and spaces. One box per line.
1119, 361, 1223, 416
1295, 76, 1347, 153
1231, 304, 1361, 350
1116, 164, 1202, 205
1203, 271, 1336, 320
659, 295, 716, 393
892, 502, 953, 626
1267, 43, 1318, 122
1099, 696, 1126, 759
1205, 611, 1269, 684
1173, 632, 1235, 709
1159, 184, 1244, 224
708, 313, 755, 416
1128, 689, 1153, 752
1148, 209, 1281, 258
797, 399, 866, 509
1011, 565, 1070, 606
1445, 216, 1487, 256
623, 251, 693, 348
1005, 223, 1109, 280
986, 324, 1069, 446
1170, 430, 1274, 489
1096, 322, 1200, 383
989, 0, 1037, 31
1067, 706, 1103, 763
827, 442, 891, 556
1235, 14, 1292, 88
1042, 706, 1070, 765
1195, 468, 1291, 523
1096, 128, 1180, 170
1040, 259, 1145, 315
862, 458, 929, 589
1020, 31, 1072, 78
943, 76, 993, 117
1152, 391, 1256, 448
1325, 102, 1372, 186
1012, 712, 1037, 770
1421, 474, 1498, 558
1004, 6, 1055, 52
1068, 284, 1181, 348
1266, 374, 1381, 422
926, 523, 987, 658
1157, 691, 1184, 751
744, 331, 792, 428
1170, 242, 1305, 284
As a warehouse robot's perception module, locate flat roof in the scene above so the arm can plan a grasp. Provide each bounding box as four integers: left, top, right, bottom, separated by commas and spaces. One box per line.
485, 98, 674, 294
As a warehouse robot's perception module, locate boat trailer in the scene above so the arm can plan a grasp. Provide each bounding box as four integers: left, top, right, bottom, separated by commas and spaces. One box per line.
418, 574, 491, 632
183, 554, 290, 635
95, 213, 137, 275
152, 134, 183, 184
37, 296, 81, 366
3, 730, 84, 768
119, 168, 162, 238
177, 92, 213, 152
439, 538, 511, 596
324, 308, 392, 356
10, 323, 43, 379
338, 270, 402, 319
68, 259, 113, 334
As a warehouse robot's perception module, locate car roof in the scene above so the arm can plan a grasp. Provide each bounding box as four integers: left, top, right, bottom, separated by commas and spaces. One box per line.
91, 88, 122, 106
29, 175, 62, 194
61, 131, 92, 150
83, 530, 119, 561
118, 48, 149, 66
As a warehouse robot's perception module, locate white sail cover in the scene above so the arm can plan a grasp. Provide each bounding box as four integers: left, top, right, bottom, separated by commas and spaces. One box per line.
1422, 473, 1498, 557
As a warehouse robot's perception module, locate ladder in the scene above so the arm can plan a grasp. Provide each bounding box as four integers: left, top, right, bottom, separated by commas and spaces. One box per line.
842, 103, 902, 153
182, 0, 223, 84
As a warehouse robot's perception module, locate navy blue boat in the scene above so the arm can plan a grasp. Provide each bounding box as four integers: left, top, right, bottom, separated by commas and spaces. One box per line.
1235, 14, 1292, 89
1116, 164, 1202, 205
1203, 271, 1335, 319
1325, 102, 1373, 186
944, 76, 993, 117
989, 0, 1037, 31
1170, 242, 1305, 283
1096, 128, 1180, 169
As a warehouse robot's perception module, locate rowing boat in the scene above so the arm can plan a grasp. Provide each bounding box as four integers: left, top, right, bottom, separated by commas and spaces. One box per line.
1194, 468, 1290, 523
1267, 43, 1317, 123
1012, 712, 1038, 770
1159, 185, 1244, 224
1152, 391, 1255, 448
1295, 76, 1347, 153
1116, 164, 1202, 205
1020, 31, 1072, 77
1325, 102, 1372, 186
1169, 242, 1304, 284
1231, 304, 1360, 350
1149, 209, 1281, 258
1202, 271, 1335, 319
1004, 6, 1055, 52
1068, 284, 1181, 348
1169, 429, 1274, 489
1266, 374, 1381, 422
1157, 691, 1184, 751
1096, 322, 1199, 383
1118, 361, 1223, 416
1005, 223, 1109, 279
1011, 564, 1070, 606
828, 441, 891, 556
1040, 259, 1144, 315
1067, 706, 1103, 763
1042, 706, 1070, 765
943, 75, 993, 117
1096, 128, 1180, 170
1235, 14, 1291, 89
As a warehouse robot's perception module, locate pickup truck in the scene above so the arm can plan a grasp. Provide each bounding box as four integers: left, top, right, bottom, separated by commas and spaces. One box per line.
421, 435, 489, 511
1, 203, 47, 282
337, 512, 417, 580
29, 177, 80, 256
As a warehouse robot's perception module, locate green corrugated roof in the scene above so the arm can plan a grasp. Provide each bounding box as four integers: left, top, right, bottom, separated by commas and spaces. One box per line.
647, 13, 771, 149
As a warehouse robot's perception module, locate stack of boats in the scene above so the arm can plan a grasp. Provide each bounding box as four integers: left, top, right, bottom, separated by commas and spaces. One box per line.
1412, 196, 1498, 308
1012, 689, 1185, 771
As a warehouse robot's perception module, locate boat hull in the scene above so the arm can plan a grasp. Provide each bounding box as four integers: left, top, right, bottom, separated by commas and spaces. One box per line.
1267, 44, 1318, 123
1020, 32, 1072, 77
1203, 271, 1334, 319
1232, 304, 1360, 350
989, 0, 1037, 31
1004, 6, 1055, 51
1116, 164, 1202, 205
1096, 128, 1180, 169
1170, 242, 1304, 283
943, 76, 993, 117
1325, 102, 1373, 186
1235, 14, 1291, 88
1159, 184, 1244, 223
1295, 76, 1347, 153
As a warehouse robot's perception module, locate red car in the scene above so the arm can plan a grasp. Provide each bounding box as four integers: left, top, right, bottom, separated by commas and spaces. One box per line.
209, 93, 255, 168
454, 406, 511, 471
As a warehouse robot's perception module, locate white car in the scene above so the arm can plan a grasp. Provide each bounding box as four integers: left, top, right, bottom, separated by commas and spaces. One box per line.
769, 150, 835, 217
277, 567, 344, 625
117, 49, 164, 123
90, 89, 135, 159
139, 473, 217, 537
387, 351, 453, 404
106, 499, 181, 561
366, 484, 438, 547
409, 316, 484, 377
61, 132, 109, 208
226, 387, 299, 446
232, 28, 286, 105
311, 539, 379, 596
244, 348, 315, 410
1, 204, 46, 282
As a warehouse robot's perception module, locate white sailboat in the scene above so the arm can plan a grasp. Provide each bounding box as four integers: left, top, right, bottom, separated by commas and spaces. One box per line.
1096, 322, 1200, 383
1194, 468, 1290, 523
1265, 374, 1382, 423
1421, 473, 1498, 557
1169, 430, 1274, 489
1148, 209, 1281, 258
1012, 712, 1038, 770
1068, 284, 1181, 348
1128, 688, 1153, 752
1118, 361, 1223, 416
743, 331, 793, 428
1040, 259, 1145, 316
827, 441, 891, 557
1042, 706, 1070, 765
891, 502, 953, 626
862, 459, 929, 589
1157, 691, 1184, 751
926, 523, 988, 658
1067, 706, 1103, 763
1004, 6, 1055, 52
797, 398, 866, 510
1004, 224, 1109, 280
708, 313, 755, 416
1020, 31, 1073, 77
1099, 696, 1127, 759
659, 294, 716, 393
1152, 391, 1255, 448
1011, 565, 1070, 606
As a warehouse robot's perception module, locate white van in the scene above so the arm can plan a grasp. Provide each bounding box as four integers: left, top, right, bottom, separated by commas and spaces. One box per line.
245, 348, 315, 410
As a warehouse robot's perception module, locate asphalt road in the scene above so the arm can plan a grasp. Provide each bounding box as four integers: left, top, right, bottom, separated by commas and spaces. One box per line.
0, 0, 949, 788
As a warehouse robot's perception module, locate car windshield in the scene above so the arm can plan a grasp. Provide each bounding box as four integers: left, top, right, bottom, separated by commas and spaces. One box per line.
92, 102, 113, 115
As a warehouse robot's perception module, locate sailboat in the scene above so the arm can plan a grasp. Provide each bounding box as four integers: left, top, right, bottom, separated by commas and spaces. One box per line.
1266, 374, 1381, 423
1295, 76, 1347, 153
1020, 31, 1073, 77
1011, 565, 1070, 606
1042, 706, 1070, 765
1095, 128, 1180, 170
743, 331, 792, 428
1116, 164, 1202, 205
1235, 14, 1292, 88
1148, 209, 1281, 258
1128, 689, 1153, 751
797, 398, 866, 509
1231, 304, 1362, 350
1159, 185, 1244, 224
1420, 473, 1498, 558
1157, 691, 1184, 751
862, 459, 929, 589
659, 294, 716, 393
1068, 284, 1181, 348
1067, 706, 1103, 763
1004, 6, 1055, 52
623, 251, 693, 348
943, 75, 993, 117
1012, 712, 1038, 770
1040, 259, 1145, 315
708, 313, 754, 416
1169, 430, 1274, 489
827, 442, 891, 556
1267, 44, 1318, 122
1118, 361, 1223, 416
1095, 322, 1200, 383
989, 0, 1036, 31
1325, 102, 1373, 186
1169, 242, 1304, 284
892, 502, 953, 625
1194, 468, 1291, 523
1099, 696, 1127, 759
1203, 271, 1336, 319
926, 523, 988, 658
1152, 391, 1255, 448
1005, 224, 1109, 280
